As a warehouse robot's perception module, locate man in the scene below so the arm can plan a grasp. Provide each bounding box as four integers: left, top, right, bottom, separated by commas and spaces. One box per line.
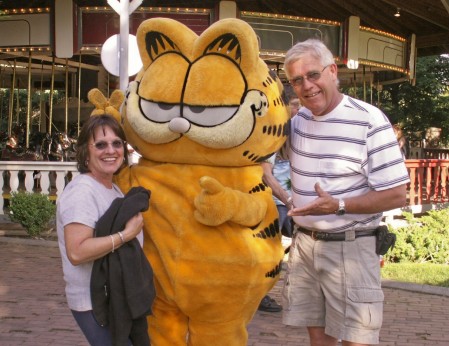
257, 97, 299, 313
282, 39, 409, 346
262, 97, 300, 239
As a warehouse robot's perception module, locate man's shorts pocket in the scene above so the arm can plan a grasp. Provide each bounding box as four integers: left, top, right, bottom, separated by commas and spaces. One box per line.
346, 287, 384, 329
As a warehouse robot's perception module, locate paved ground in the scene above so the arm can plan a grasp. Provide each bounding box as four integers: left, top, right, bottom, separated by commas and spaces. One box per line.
1, 236, 449, 346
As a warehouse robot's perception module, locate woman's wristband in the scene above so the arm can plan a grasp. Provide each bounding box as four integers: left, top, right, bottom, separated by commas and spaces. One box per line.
118, 231, 125, 244
110, 234, 115, 253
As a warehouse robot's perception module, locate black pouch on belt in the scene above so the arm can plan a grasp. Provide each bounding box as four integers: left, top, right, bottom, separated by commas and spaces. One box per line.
375, 225, 396, 255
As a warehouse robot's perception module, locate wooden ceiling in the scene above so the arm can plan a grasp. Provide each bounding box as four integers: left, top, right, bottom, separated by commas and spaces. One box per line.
140, 0, 449, 57
2, 0, 446, 56
1, 0, 448, 56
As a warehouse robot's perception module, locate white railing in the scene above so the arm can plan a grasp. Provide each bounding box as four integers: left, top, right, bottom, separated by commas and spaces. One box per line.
2, 159, 449, 218
0, 161, 79, 214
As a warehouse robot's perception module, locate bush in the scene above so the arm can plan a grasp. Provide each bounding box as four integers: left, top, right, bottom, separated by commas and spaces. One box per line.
386, 208, 449, 264
9, 192, 56, 237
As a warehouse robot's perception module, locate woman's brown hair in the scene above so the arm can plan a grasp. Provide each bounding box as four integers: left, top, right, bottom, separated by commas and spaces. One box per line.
76, 115, 129, 173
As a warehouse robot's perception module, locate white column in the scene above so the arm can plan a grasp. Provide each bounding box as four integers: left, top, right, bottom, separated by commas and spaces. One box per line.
108, 0, 143, 91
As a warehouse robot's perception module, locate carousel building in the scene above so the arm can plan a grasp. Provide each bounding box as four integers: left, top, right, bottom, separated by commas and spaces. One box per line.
0, 0, 448, 212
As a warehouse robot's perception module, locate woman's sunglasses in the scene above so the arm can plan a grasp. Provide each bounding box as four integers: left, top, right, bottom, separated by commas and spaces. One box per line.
90, 140, 124, 150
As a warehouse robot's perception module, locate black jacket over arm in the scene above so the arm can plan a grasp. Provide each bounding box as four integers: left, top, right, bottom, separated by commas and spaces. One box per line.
91, 186, 155, 346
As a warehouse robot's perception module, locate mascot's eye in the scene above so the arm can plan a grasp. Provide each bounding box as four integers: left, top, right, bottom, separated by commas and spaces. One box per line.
183, 106, 238, 127
140, 99, 181, 123
188, 106, 206, 113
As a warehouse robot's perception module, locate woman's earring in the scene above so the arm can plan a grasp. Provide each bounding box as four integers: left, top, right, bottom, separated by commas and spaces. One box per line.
85, 160, 89, 166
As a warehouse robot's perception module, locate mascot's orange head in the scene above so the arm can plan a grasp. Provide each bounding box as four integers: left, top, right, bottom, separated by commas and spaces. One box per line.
123, 17, 289, 166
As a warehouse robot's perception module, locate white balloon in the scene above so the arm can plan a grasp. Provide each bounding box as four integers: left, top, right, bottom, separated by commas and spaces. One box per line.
101, 34, 142, 77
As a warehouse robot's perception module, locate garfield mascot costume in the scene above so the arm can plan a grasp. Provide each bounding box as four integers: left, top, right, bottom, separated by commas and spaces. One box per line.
92, 17, 289, 346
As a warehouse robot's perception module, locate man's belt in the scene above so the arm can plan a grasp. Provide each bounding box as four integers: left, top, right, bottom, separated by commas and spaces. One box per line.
296, 226, 377, 241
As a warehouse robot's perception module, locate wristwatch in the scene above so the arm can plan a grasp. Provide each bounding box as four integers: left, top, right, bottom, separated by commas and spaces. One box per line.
336, 199, 346, 216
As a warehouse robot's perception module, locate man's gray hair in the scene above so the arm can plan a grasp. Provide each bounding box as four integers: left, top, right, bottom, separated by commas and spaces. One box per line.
284, 39, 335, 79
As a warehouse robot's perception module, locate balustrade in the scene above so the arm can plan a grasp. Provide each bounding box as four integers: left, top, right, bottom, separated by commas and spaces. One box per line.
0, 159, 448, 217
382, 159, 449, 220
406, 159, 449, 205
0, 161, 79, 214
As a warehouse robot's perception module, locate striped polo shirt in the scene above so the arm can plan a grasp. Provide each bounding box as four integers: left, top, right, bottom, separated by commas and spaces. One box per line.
288, 94, 410, 232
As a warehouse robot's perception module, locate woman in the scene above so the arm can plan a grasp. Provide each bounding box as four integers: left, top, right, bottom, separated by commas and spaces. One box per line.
56, 114, 144, 345
393, 124, 409, 159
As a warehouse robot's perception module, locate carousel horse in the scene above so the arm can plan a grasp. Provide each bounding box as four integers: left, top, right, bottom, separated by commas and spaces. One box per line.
41, 131, 77, 161
0, 127, 77, 162
0, 126, 42, 161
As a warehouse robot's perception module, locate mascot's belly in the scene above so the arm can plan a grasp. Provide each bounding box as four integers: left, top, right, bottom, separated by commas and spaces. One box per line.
122, 163, 283, 321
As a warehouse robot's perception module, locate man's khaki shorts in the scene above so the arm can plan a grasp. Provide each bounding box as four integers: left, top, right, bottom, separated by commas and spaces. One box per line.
282, 231, 383, 345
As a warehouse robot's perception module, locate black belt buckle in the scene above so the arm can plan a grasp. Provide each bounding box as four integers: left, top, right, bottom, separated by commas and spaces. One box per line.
297, 226, 376, 242
311, 231, 329, 240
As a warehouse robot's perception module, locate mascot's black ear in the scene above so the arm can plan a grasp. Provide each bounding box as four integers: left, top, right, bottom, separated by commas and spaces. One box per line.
203, 33, 242, 65
136, 17, 198, 69
144, 31, 178, 62
191, 18, 260, 77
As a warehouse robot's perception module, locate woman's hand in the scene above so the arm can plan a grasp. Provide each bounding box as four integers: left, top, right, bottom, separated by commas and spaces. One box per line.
121, 212, 144, 242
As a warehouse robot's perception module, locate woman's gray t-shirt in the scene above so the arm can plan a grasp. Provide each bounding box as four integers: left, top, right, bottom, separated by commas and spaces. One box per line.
56, 174, 123, 311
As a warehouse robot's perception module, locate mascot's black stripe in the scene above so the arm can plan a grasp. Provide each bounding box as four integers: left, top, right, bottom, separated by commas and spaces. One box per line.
265, 261, 283, 278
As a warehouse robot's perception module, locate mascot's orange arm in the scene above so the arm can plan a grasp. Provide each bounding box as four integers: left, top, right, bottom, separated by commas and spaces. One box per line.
194, 176, 267, 227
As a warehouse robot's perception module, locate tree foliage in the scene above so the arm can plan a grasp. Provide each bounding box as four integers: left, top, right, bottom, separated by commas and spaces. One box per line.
343, 55, 449, 146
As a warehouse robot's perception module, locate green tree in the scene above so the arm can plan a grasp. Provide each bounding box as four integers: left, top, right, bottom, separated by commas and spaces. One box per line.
380, 55, 449, 145
342, 55, 449, 146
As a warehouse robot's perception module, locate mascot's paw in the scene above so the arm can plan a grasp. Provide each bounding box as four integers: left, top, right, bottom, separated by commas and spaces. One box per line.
194, 176, 236, 226
88, 88, 124, 123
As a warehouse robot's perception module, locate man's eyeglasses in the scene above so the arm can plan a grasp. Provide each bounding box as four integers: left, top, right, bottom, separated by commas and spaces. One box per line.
90, 140, 124, 150
289, 65, 330, 87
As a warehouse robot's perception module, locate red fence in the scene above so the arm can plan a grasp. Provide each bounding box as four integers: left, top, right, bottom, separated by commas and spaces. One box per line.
405, 159, 449, 206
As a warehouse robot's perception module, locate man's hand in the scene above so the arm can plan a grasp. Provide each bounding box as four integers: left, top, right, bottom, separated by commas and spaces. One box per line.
287, 183, 407, 217
287, 183, 337, 216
